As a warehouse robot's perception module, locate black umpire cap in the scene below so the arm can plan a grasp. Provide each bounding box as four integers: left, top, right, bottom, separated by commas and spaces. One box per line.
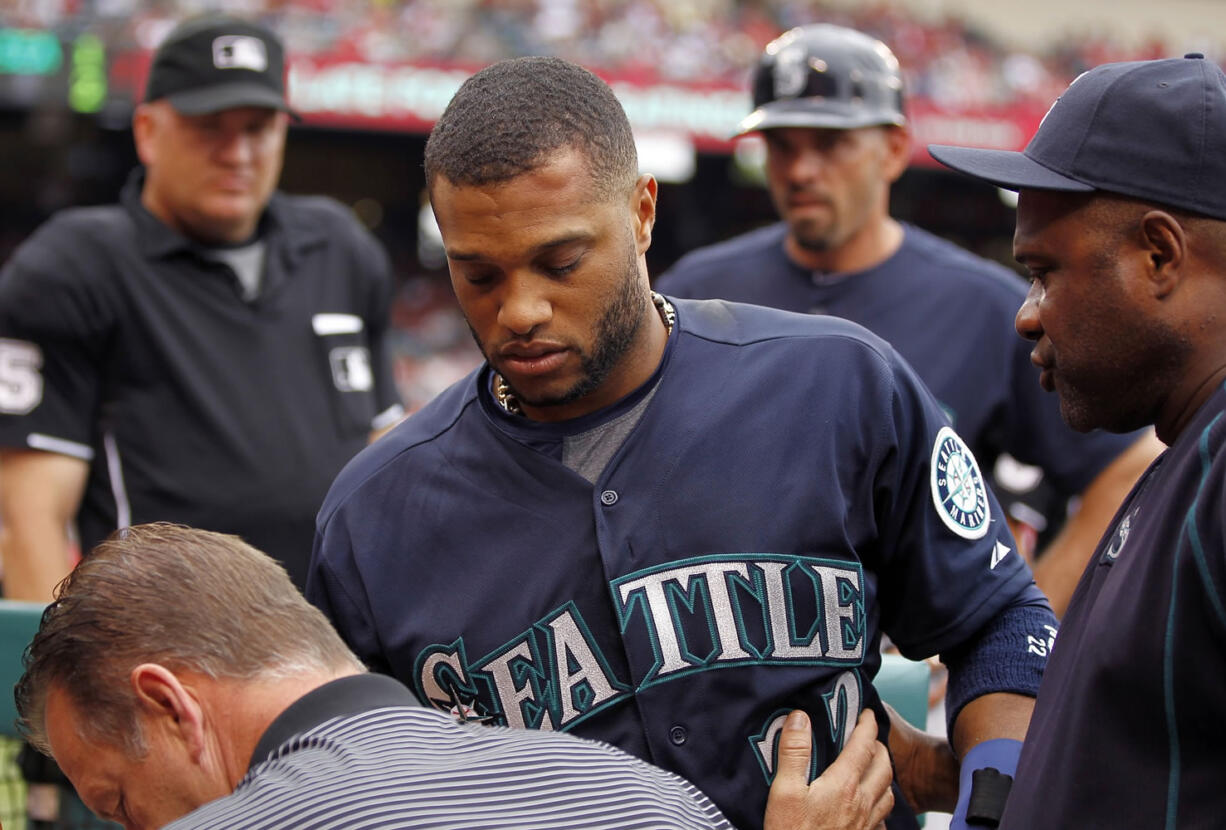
144, 14, 299, 118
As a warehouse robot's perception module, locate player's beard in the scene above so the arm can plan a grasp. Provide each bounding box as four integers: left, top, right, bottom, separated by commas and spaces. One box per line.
792, 221, 833, 252
1050, 309, 1188, 435
475, 248, 648, 411
774, 183, 839, 253
1045, 248, 1190, 435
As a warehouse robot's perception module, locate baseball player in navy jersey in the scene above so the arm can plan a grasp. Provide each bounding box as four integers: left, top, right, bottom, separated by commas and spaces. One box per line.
16, 522, 893, 830
17, 523, 891, 830
308, 56, 1055, 830
0, 14, 402, 599
655, 24, 1162, 618
928, 54, 1226, 827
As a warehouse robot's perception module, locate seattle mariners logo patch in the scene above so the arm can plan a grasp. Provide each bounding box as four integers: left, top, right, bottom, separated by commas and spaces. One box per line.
930, 426, 990, 539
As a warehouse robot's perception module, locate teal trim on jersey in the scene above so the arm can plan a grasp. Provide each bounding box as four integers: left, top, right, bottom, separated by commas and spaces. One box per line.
1162, 410, 1224, 830
1163, 528, 1183, 830
1186, 414, 1226, 630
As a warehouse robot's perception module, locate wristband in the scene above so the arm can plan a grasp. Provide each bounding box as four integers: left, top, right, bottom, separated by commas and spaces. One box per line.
950, 738, 1021, 829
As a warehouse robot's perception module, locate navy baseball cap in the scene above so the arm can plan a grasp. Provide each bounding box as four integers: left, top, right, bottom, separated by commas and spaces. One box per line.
144, 14, 298, 118
928, 54, 1226, 221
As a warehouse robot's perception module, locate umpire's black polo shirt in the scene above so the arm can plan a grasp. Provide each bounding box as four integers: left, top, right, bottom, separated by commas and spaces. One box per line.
0, 169, 403, 588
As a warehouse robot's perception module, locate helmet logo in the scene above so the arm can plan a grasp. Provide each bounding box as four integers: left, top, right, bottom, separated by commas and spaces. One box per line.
773, 44, 810, 99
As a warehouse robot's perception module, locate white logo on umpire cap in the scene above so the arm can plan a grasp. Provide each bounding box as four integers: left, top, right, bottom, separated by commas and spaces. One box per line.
212, 36, 267, 72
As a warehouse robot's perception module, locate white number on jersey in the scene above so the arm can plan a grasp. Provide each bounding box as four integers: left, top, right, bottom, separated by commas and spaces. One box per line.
0, 339, 44, 414
1026, 624, 1059, 657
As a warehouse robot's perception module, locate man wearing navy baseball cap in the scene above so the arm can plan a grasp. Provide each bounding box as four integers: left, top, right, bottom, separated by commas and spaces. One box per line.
928, 55, 1226, 827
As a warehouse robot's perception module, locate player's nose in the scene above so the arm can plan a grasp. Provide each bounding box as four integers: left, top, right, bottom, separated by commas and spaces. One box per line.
1015, 280, 1043, 341
787, 146, 827, 181
497, 272, 553, 336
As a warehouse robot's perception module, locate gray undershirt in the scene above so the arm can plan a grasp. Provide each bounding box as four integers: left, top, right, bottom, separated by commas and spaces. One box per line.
563, 385, 660, 483
200, 240, 267, 301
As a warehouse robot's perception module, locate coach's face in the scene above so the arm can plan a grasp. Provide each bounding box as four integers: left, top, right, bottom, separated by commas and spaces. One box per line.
1013, 189, 1185, 434
134, 101, 287, 245
763, 124, 908, 262
432, 146, 663, 422
45, 676, 231, 830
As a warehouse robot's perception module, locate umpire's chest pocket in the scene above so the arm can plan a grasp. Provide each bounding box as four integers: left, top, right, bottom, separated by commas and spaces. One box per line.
313, 313, 377, 433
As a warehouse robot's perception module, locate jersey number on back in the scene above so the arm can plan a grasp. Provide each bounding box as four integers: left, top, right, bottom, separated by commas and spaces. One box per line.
0, 339, 43, 415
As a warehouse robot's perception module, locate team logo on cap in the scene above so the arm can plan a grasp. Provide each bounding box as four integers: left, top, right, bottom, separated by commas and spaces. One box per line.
773, 44, 809, 99
212, 36, 267, 72
930, 426, 990, 539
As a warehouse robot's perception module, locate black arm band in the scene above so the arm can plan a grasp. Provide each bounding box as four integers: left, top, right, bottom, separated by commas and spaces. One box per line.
966, 766, 1014, 827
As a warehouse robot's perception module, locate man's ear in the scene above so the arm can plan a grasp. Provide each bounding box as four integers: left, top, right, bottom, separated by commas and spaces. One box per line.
131, 103, 159, 168
632, 173, 658, 256
1139, 210, 1186, 299
881, 124, 912, 183
130, 663, 207, 760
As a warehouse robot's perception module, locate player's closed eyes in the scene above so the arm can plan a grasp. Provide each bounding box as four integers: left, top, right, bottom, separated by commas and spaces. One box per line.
460, 270, 496, 287
542, 257, 582, 277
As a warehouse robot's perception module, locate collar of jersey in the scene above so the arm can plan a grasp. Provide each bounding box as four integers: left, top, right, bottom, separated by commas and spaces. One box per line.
782, 220, 915, 288
120, 166, 326, 260
248, 673, 420, 772
481, 315, 678, 442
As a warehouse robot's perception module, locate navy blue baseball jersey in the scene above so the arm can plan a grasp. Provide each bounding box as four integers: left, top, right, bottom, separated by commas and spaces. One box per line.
1002, 382, 1226, 829
310, 299, 1039, 830
656, 222, 1137, 538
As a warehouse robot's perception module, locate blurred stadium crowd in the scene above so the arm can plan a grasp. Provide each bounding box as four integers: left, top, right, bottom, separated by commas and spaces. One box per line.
2, 0, 1220, 413
3, 0, 1211, 110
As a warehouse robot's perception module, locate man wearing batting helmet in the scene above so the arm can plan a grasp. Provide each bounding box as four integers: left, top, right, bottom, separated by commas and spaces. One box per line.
656, 24, 1161, 619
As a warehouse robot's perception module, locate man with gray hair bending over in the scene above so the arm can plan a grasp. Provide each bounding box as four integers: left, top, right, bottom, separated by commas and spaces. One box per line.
15, 522, 892, 830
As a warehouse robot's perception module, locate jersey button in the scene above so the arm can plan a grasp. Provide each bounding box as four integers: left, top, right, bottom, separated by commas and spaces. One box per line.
600, 489, 619, 506
669, 725, 688, 745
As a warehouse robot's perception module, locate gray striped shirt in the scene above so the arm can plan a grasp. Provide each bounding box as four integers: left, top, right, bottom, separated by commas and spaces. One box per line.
165, 674, 734, 829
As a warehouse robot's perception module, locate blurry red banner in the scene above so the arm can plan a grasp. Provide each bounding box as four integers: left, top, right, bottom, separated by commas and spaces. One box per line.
108, 51, 1046, 166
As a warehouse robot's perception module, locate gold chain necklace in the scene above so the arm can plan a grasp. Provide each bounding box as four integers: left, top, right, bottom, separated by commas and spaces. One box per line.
493, 291, 675, 416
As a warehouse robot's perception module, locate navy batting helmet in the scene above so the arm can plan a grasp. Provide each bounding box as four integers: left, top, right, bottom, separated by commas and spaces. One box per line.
736, 24, 906, 136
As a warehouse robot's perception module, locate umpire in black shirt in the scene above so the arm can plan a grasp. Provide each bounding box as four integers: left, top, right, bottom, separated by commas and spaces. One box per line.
0, 14, 403, 599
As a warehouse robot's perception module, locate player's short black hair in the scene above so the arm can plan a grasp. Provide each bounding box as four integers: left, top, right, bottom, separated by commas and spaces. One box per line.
425, 56, 638, 200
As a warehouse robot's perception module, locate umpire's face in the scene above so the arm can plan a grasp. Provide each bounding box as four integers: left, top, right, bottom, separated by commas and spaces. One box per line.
134, 101, 288, 245
432, 146, 664, 423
